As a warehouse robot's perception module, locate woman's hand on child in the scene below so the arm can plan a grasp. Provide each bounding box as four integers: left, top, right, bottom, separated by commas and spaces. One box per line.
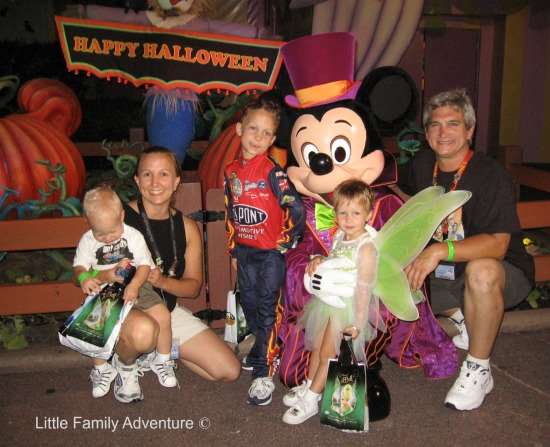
306, 256, 324, 276
148, 268, 165, 289
343, 325, 360, 339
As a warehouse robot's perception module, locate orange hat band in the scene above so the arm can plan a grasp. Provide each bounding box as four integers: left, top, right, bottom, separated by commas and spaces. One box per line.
295, 80, 353, 107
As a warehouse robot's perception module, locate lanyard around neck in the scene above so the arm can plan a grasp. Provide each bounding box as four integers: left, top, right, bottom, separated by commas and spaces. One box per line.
432, 149, 473, 191
137, 197, 178, 277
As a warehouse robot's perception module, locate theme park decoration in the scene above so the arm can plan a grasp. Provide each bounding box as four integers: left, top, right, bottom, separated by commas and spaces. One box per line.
293, 0, 424, 79
197, 123, 287, 198
0, 76, 85, 208
17, 78, 82, 137
55, 7, 281, 163
54, 16, 283, 94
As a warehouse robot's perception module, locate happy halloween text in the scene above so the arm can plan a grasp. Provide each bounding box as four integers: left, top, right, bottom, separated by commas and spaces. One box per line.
72, 37, 268, 73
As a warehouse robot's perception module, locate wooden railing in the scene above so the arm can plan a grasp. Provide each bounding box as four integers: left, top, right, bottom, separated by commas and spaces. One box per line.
5, 144, 545, 318
0, 181, 233, 324
498, 145, 550, 282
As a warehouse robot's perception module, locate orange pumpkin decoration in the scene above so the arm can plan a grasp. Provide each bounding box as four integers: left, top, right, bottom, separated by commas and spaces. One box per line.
17, 78, 82, 136
197, 124, 287, 198
0, 114, 86, 205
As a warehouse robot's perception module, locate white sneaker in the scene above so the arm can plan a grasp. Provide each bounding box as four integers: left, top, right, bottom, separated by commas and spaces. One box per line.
247, 377, 275, 406
136, 350, 157, 373
445, 360, 494, 411
283, 381, 320, 407
113, 354, 144, 403
448, 316, 469, 350
282, 396, 319, 425
89, 364, 117, 398
150, 357, 178, 388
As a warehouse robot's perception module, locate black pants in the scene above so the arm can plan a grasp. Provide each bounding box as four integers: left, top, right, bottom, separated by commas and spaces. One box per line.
235, 245, 285, 378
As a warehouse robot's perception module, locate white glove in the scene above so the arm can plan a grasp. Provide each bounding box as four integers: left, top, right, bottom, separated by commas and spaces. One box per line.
303, 260, 356, 309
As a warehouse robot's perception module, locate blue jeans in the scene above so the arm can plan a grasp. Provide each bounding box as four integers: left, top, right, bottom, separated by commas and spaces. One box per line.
235, 245, 285, 378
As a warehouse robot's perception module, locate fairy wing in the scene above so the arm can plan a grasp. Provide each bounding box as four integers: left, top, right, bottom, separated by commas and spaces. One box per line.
373, 186, 472, 321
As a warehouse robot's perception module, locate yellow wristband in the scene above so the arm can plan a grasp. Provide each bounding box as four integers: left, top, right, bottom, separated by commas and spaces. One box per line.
446, 240, 455, 262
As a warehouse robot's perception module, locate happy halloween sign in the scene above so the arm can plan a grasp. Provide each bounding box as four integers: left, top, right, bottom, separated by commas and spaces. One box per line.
55, 16, 284, 93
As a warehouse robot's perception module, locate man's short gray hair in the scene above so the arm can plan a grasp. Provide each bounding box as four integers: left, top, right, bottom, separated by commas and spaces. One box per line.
422, 88, 476, 130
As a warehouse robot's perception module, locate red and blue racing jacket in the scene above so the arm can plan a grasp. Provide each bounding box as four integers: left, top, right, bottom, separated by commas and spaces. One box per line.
224, 154, 304, 255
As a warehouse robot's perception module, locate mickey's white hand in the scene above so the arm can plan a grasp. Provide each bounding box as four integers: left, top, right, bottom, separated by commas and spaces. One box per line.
303, 261, 356, 309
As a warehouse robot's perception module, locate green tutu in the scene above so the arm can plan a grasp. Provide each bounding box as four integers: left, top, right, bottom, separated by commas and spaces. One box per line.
300, 296, 370, 363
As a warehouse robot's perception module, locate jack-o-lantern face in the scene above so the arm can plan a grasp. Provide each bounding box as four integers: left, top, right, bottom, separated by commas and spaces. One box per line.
287, 107, 384, 199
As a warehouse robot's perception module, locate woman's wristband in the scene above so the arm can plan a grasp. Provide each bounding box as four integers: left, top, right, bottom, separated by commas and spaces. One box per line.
77, 269, 99, 285
446, 240, 455, 262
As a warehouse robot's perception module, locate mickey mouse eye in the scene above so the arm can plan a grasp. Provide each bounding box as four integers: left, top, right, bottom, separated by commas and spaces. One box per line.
301, 142, 319, 167
330, 136, 351, 165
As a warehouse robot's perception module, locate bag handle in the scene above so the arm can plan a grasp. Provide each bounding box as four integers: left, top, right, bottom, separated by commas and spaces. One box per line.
338, 335, 358, 367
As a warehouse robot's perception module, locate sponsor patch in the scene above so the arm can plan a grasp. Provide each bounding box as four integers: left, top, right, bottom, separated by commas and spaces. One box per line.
232, 204, 268, 226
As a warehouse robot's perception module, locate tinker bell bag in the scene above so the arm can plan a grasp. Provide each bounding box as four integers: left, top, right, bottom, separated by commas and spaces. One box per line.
58, 266, 135, 359
320, 337, 369, 432
224, 284, 249, 345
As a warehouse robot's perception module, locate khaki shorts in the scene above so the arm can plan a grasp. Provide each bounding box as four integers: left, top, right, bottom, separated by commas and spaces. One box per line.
171, 304, 208, 348
133, 282, 165, 310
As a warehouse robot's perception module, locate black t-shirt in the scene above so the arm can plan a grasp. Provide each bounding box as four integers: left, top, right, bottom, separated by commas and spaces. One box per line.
124, 203, 187, 312
398, 148, 534, 284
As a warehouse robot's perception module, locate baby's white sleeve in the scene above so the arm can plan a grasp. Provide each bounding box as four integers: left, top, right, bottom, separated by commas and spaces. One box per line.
73, 233, 95, 269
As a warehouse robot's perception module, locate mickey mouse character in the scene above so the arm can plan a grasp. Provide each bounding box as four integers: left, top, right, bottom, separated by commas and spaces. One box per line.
275, 33, 458, 418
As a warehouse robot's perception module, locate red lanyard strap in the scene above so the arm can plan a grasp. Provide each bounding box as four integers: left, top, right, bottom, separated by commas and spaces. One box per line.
432, 149, 473, 191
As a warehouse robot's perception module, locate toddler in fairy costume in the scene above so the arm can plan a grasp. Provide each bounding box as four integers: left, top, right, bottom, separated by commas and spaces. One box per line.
281, 177, 472, 425
283, 179, 381, 424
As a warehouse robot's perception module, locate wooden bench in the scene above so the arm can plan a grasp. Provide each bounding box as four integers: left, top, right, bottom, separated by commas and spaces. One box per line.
498, 145, 550, 282
0, 182, 228, 317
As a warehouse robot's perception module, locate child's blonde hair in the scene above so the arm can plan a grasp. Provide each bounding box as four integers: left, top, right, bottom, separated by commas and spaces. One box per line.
83, 185, 123, 218
333, 179, 375, 214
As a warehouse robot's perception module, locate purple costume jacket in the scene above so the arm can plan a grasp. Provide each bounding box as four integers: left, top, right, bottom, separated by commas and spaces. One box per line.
277, 158, 458, 387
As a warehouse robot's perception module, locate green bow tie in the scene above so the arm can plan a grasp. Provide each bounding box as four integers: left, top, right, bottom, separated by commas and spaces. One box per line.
315, 202, 336, 232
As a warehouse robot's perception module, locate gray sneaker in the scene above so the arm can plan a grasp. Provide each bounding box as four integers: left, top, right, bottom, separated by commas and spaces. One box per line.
89, 363, 117, 398
247, 376, 275, 406
113, 354, 143, 403
150, 358, 178, 388
136, 350, 157, 373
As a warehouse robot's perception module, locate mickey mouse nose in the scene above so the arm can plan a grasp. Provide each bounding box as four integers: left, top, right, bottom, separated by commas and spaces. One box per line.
310, 153, 333, 175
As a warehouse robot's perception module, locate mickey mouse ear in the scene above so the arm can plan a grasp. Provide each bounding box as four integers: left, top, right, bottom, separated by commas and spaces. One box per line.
357, 66, 418, 137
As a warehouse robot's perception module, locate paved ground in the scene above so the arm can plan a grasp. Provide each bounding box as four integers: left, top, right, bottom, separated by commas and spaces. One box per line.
1, 317, 550, 447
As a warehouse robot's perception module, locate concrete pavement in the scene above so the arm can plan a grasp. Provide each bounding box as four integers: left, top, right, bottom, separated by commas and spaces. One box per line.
1, 309, 550, 447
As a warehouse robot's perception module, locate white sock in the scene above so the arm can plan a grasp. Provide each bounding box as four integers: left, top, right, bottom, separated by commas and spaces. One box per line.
94, 362, 110, 371
304, 388, 320, 404
466, 354, 490, 369
449, 309, 465, 324
306, 378, 313, 388
155, 352, 170, 363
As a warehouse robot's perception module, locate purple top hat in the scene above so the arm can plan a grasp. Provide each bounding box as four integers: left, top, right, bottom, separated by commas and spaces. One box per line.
282, 32, 361, 109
